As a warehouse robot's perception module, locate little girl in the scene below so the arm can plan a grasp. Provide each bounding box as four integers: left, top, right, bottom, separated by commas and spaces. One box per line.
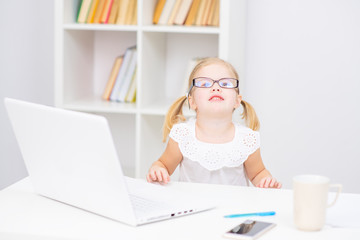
146, 57, 281, 188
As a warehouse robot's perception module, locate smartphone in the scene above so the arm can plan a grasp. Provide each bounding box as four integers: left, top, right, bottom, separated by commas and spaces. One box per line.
223, 220, 276, 240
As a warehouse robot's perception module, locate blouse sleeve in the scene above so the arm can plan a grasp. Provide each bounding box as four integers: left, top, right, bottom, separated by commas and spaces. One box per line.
169, 122, 190, 144
242, 129, 261, 155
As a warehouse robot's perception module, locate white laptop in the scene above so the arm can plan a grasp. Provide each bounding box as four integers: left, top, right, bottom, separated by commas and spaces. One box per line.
4, 98, 215, 226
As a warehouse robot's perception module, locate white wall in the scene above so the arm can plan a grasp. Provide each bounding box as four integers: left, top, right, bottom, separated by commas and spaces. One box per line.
245, 0, 360, 193
0, 0, 54, 189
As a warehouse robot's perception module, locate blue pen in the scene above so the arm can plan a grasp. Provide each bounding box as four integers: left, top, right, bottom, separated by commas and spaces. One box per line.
224, 211, 276, 218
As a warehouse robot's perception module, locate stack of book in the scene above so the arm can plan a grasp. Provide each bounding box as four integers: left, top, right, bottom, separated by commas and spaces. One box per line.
77, 0, 137, 25
153, 0, 219, 26
102, 46, 137, 103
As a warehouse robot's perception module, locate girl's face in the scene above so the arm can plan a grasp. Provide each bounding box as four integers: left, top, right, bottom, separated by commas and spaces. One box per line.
189, 63, 242, 116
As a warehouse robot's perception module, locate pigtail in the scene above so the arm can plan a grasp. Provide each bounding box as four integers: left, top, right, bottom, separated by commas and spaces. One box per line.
162, 96, 188, 142
241, 100, 260, 131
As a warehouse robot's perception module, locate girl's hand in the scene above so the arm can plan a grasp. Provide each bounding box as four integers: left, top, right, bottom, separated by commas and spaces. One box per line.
256, 177, 282, 189
146, 165, 170, 184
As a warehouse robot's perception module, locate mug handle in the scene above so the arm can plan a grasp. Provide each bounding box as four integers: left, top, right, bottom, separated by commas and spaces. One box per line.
327, 184, 342, 207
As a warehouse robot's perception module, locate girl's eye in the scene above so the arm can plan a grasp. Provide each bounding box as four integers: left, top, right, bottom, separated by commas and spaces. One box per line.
199, 80, 211, 87
220, 80, 235, 88
204, 82, 212, 87
221, 82, 231, 87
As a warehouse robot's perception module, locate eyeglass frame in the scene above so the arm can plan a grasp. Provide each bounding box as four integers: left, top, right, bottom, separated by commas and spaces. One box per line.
187, 77, 239, 97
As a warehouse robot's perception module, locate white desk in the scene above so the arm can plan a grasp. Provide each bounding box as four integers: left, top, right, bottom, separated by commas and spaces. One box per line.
0, 178, 359, 240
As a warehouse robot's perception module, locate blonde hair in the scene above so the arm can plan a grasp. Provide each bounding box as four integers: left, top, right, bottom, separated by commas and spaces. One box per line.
162, 57, 260, 142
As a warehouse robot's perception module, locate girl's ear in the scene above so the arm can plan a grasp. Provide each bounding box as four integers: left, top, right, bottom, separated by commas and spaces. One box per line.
234, 94, 242, 109
188, 95, 197, 110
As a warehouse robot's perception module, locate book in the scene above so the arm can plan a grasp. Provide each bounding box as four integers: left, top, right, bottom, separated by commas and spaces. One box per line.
76, 0, 83, 22
167, 0, 182, 25
100, 0, 114, 23
130, 0, 137, 25
201, 0, 212, 26
194, 0, 206, 26
158, 0, 177, 25
109, 46, 136, 101
117, 48, 137, 102
153, 0, 166, 24
93, 0, 106, 23
116, 0, 130, 25
102, 56, 123, 100
129, 90, 136, 103
205, 0, 216, 26
86, 0, 100, 23
77, 0, 93, 23
108, 0, 121, 24
212, 0, 219, 26
124, 0, 136, 25
125, 69, 137, 102
184, 0, 201, 26
173, 0, 193, 25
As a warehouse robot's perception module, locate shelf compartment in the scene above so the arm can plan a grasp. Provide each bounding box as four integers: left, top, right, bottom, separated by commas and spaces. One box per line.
139, 31, 218, 109
140, 0, 220, 34
62, 30, 137, 106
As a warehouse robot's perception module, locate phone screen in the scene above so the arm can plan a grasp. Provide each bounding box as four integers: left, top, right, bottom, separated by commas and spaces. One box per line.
225, 220, 276, 239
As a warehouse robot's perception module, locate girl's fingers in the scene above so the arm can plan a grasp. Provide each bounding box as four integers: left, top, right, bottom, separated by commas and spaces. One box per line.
258, 180, 264, 188
147, 172, 156, 182
256, 181, 261, 188
269, 178, 282, 189
160, 170, 167, 183
150, 170, 157, 181
155, 170, 163, 182
265, 178, 271, 188
262, 178, 267, 188
147, 167, 170, 184
257, 177, 282, 188
263, 177, 270, 188
257, 178, 266, 188
161, 169, 170, 184
269, 178, 276, 188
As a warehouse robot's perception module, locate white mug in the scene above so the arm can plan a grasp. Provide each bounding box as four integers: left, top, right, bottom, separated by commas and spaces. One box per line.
293, 175, 342, 231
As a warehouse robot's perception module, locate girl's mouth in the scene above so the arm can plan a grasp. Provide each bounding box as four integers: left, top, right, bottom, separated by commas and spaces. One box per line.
209, 95, 224, 101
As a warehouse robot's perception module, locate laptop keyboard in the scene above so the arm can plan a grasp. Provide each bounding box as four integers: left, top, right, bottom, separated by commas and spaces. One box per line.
129, 194, 171, 215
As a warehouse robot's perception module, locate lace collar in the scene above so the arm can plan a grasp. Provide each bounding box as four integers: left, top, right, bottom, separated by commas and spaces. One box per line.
170, 118, 260, 171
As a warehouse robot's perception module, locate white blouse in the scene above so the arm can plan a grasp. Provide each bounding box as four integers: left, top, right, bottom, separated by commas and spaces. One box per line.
169, 118, 260, 186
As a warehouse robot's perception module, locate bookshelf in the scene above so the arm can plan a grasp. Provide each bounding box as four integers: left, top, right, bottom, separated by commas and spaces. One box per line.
54, 0, 246, 179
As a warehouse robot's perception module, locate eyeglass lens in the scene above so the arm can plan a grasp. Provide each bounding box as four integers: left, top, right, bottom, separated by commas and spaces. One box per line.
193, 77, 238, 88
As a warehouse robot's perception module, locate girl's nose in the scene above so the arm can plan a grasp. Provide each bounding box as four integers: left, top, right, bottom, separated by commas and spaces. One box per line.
211, 81, 221, 92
